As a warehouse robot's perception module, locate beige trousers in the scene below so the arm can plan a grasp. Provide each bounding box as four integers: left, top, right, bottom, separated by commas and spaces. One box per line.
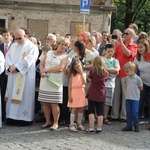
111, 77, 126, 119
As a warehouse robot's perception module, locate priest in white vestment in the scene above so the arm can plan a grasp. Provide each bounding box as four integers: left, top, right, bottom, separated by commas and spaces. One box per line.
5, 29, 39, 125
0, 51, 5, 128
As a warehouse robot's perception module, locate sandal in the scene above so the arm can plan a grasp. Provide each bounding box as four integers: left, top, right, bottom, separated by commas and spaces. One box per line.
77, 124, 85, 131
103, 118, 111, 125
95, 129, 102, 134
41, 124, 51, 129
50, 124, 58, 131
69, 124, 78, 132
85, 129, 95, 134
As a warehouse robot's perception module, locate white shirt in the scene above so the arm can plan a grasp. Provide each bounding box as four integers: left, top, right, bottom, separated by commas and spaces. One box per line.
134, 57, 150, 86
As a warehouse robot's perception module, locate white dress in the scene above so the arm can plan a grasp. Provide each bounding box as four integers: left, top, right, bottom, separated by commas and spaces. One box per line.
0, 51, 5, 128
5, 40, 39, 121
38, 51, 67, 103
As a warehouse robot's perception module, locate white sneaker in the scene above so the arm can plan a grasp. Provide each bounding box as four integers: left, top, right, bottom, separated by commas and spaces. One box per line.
69, 124, 78, 132
77, 124, 85, 131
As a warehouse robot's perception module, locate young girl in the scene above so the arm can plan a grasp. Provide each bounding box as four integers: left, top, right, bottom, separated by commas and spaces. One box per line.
86, 56, 108, 133
68, 57, 88, 132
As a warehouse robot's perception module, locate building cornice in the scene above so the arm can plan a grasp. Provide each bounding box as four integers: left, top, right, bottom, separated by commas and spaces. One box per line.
0, 1, 116, 14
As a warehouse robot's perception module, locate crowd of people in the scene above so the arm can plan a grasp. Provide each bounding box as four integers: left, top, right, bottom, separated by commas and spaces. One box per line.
0, 23, 150, 134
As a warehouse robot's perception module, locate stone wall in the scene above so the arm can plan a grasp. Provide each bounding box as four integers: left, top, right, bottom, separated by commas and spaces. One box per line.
0, 0, 115, 43
2, 0, 111, 5
3, 0, 79, 5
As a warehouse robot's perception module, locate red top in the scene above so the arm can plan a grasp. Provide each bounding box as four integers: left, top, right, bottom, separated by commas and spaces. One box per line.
86, 69, 108, 102
145, 53, 150, 61
115, 42, 137, 77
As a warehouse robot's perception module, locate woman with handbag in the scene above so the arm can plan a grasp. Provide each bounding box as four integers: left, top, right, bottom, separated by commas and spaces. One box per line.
38, 36, 69, 131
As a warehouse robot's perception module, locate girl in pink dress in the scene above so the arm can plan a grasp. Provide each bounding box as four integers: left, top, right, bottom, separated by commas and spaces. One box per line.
68, 57, 88, 132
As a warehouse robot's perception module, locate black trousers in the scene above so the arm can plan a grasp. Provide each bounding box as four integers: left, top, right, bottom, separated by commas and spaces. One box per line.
0, 71, 7, 120
59, 86, 70, 122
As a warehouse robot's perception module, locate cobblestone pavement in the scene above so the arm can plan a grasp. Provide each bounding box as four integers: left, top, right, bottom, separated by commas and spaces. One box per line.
0, 119, 150, 150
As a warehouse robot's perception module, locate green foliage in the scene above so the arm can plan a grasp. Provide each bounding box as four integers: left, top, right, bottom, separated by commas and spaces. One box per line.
111, 0, 150, 34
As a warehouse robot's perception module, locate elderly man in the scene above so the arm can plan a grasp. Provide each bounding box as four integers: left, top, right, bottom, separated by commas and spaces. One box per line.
5, 29, 39, 126
111, 28, 137, 122
91, 30, 102, 51
45, 33, 57, 50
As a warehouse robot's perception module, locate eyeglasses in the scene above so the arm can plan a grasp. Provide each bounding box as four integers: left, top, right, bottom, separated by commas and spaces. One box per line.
124, 32, 129, 35
15, 37, 22, 40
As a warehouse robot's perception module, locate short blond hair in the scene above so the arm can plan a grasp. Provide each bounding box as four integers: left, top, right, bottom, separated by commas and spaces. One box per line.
57, 36, 70, 47
88, 35, 96, 47
123, 62, 135, 70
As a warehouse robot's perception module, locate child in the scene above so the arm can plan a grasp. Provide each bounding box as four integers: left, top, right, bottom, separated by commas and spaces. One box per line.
68, 57, 88, 132
103, 44, 120, 125
86, 56, 108, 133
122, 62, 143, 132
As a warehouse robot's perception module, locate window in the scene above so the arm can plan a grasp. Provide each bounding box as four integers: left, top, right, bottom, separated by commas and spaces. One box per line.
70, 21, 91, 36
0, 19, 5, 28
27, 19, 48, 44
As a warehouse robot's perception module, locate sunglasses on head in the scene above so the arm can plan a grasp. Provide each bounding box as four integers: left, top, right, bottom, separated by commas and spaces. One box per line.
15, 37, 22, 40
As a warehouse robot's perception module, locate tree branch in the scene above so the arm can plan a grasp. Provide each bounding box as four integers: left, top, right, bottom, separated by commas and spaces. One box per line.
132, 0, 147, 22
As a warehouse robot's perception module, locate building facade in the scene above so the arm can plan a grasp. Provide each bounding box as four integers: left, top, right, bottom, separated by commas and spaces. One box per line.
0, 0, 115, 43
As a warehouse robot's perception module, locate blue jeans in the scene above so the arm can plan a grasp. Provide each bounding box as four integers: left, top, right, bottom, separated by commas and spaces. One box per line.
139, 84, 150, 123
126, 99, 139, 127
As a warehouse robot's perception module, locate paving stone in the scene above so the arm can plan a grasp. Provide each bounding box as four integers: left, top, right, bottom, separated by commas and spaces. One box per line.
0, 120, 150, 150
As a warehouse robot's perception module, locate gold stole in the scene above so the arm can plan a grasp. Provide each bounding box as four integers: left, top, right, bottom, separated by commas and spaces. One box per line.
5, 42, 30, 104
